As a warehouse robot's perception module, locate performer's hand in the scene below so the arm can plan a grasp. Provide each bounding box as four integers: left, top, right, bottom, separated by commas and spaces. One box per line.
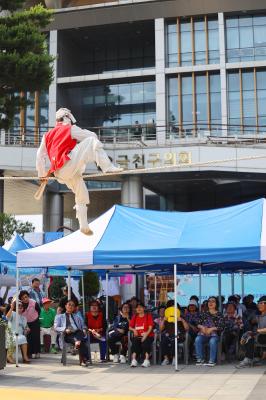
39, 176, 48, 183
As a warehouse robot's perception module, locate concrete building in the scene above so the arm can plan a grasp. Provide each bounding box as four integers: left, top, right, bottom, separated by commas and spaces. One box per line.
2, 0, 266, 232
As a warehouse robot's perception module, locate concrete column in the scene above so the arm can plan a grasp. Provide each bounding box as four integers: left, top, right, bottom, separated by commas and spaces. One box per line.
0, 170, 4, 213
155, 18, 166, 145
49, 30, 58, 128
43, 192, 64, 232
121, 175, 143, 300
121, 175, 143, 208
218, 13, 228, 135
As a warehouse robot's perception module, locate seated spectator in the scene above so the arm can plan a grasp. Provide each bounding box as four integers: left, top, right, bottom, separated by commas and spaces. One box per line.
154, 305, 166, 332
0, 296, 5, 318
184, 299, 200, 356
108, 302, 131, 364
86, 300, 107, 362
164, 300, 181, 323
195, 296, 225, 367
19, 290, 41, 359
161, 310, 189, 366
233, 295, 246, 318
58, 286, 79, 313
5, 299, 30, 363
201, 300, 209, 312
223, 302, 243, 360
237, 295, 266, 368
129, 302, 154, 368
54, 300, 89, 366
40, 298, 57, 354
129, 297, 139, 316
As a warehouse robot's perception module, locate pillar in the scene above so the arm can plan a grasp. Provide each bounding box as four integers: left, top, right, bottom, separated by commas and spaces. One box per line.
155, 18, 166, 145
49, 30, 58, 128
0, 170, 4, 213
43, 192, 64, 232
121, 175, 143, 300
218, 13, 227, 135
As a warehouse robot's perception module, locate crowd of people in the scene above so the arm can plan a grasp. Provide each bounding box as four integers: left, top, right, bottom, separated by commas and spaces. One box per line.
0, 278, 266, 369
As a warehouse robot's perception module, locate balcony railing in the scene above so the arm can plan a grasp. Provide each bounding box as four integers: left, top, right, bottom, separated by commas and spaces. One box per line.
2, 123, 266, 148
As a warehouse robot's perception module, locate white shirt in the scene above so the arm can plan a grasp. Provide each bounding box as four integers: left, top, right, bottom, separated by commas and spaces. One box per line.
36, 124, 97, 177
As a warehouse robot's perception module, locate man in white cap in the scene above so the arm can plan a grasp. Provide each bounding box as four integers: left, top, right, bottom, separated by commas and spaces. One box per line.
36, 108, 123, 234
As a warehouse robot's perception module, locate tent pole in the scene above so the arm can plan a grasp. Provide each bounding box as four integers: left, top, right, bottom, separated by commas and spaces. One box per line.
67, 268, 71, 300
154, 273, 157, 308
15, 267, 19, 367
174, 263, 179, 372
240, 271, 245, 299
105, 271, 109, 323
218, 269, 222, 312
81, 273, 85, 317
231, 273, 235, 295
199, 264, 202, 311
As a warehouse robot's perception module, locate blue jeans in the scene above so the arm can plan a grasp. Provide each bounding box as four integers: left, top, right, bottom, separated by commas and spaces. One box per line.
195, 335, 219, 363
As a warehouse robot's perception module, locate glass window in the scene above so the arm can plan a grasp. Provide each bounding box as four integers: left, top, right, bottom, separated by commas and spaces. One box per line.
182, 95, 193, 123
195, 30, 206, 53
168, 96, 178, 125
226, 28, 239, 49
196, 94, 207, 122
182, 76, 192, 95
119, 84, 131, 105
253, 15, 266, 25
239, 16, 252, 27
168, 33, 178, 54
242, 71, 254, 91
210, 92, 221, 120
228, 72, 240, 92
256, 70, 266, 89
226, 18, 238, 28
239, 26, 254, 48
180, 20, 191, 32
181, 30, 192, 53
144, 82, 156, 102
254, 26, 266, 47
257, 89, 266, 116
169, 77, 178, 96
168, 23, 177, 34
132, 83, 144, 104
228, 91, 241, 118
242, 90, 256, 117
210, 74, 220, 92
196, 75, 206, 94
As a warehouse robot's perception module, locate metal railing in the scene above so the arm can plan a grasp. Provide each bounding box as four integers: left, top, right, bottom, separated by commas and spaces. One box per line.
2, 123, 266, 148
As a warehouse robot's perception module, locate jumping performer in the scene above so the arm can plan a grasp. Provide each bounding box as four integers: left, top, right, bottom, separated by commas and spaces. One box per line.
36, 108, 123, 235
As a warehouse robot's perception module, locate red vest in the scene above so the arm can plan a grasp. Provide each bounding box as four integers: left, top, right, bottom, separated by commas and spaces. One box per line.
86, 311, 104, 331
45, 123, 77, 174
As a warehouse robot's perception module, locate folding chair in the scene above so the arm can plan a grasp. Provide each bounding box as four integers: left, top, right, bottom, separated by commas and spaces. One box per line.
251, 333, 266, 366
60, 332, 92, 366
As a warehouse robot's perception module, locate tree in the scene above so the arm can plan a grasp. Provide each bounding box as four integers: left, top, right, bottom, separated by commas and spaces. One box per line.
0, 213, 35, 245
0, 1, 54, 130
48, 276, 66, 300
79, 271, 100, 303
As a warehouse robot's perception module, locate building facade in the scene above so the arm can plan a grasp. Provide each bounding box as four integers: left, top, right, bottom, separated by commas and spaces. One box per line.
2, 0, 266, 228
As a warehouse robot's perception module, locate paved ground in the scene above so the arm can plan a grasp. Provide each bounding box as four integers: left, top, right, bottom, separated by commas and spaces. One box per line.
0, 354, 265, 400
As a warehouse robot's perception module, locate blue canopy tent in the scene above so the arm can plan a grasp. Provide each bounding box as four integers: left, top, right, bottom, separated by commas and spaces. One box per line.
16, 198, 266, 370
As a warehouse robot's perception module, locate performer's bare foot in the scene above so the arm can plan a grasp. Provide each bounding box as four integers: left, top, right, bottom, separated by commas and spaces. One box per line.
105, 165, 123, 173
81, 227, 94, 235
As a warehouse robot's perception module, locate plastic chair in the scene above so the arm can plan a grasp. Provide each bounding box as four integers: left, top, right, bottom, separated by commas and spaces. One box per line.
60, 332, 92, 366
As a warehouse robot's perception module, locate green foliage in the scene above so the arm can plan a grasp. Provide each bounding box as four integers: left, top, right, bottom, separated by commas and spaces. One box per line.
0, 3, 54, 130
0, 1, 24, 12
48, 276, 66, 300
79, 272, 100, 302
0, 213, 35, 245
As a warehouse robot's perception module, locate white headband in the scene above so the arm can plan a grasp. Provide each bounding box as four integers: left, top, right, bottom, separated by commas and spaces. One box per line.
56, 108, 76, 124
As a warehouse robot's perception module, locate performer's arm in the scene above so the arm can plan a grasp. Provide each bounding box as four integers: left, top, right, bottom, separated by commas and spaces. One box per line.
71, 124, 98, 142
36, 136, 49, 178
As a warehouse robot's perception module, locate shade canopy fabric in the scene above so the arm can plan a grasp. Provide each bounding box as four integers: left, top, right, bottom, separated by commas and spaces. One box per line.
6, 233, 33, 255
17, 198, 266, 268
0, 246, 16, 263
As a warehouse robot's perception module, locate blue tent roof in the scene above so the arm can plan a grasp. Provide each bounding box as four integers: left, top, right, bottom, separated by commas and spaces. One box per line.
7, 234, 33, 255
0, 246, 16, 263
17, 198, 266, 268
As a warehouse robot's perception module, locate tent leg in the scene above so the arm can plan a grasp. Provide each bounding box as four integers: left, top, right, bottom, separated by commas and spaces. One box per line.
81, 273, 85, 317
67, 268, 71, 300
105, 271, 109, 361
199, 265, 202, 312
154, 274, 157, 308
15, 268, 19, 367
218, 269, 222, 312
174, 264, 179, 372
240, 271, 245, 300
231, 273, 235, 295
